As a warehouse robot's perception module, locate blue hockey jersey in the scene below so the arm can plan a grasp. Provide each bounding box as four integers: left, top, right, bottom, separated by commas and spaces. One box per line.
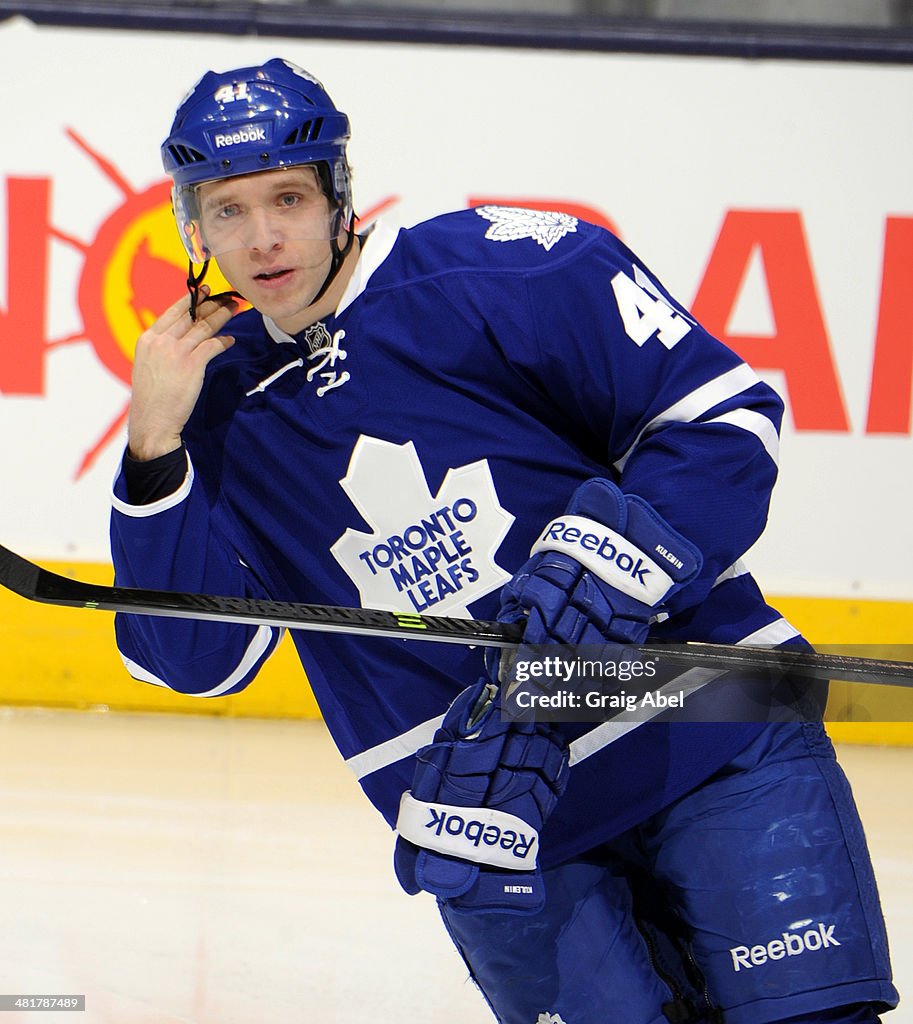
110, 206, 804, 865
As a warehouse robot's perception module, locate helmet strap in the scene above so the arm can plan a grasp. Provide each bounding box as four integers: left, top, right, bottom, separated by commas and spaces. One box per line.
187, 259, 210, 321
186, 258, 243, 321
309, 209, 356, 307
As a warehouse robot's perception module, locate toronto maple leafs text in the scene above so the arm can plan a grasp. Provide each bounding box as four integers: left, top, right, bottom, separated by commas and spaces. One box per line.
355, 499, 482, 613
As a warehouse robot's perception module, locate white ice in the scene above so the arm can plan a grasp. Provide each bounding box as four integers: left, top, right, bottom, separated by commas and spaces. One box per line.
0, 709, 909, 1023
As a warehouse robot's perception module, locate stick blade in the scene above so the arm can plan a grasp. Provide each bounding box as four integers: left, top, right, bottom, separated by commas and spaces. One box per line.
0, 543, 41, 600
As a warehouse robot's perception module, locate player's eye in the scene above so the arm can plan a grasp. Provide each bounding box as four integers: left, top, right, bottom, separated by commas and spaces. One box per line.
278, 193, 302, 208
216, 203, 241, 220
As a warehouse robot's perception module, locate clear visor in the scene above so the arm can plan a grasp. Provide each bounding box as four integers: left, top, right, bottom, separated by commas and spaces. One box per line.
173, 165, 343, 263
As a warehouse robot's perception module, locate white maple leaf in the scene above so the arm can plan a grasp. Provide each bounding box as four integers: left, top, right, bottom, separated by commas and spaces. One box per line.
475, 205, 578, 252
331, 436, 515, 616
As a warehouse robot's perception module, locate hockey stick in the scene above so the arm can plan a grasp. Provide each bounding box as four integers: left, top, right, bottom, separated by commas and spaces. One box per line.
1, 541, 912, 689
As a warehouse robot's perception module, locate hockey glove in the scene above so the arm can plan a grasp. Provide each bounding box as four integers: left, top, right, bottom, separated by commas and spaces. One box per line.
500, 478, 703, 646
394, 672, 569, 915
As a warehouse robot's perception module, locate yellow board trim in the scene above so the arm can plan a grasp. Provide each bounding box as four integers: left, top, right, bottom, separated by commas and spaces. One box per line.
769, 595, 913, 746
0, 562, 911, 744
0, 560, 320, 719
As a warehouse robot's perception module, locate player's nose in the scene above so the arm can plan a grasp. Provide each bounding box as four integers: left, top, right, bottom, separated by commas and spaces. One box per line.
241, 206, 284, 253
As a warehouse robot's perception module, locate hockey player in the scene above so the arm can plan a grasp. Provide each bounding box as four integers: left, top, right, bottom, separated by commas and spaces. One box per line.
110, 58, 897, 1023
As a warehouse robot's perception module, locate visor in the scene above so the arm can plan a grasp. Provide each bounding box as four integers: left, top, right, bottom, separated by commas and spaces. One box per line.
173, 166, 343, 263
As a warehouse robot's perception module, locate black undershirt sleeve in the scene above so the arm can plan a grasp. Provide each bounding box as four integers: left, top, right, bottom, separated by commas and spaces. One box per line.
121, 446, 188, 506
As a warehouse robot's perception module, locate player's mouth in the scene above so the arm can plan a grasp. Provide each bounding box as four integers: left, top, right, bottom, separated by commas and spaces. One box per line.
253, 267, 295, 288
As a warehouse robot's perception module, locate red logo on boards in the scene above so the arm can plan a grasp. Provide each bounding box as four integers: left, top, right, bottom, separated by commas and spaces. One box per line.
1, 130, 911, 485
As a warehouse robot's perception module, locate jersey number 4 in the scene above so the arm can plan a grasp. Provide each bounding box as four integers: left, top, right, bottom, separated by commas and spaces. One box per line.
611, 267, 693, 349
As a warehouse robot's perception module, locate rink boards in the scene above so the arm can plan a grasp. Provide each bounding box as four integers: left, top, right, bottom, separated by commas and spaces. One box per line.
1, 20, 912, 740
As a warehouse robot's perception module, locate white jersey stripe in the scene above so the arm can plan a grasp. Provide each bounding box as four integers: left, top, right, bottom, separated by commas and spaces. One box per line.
110, 451, 194, 518
713, 559, 750, 587
738, 617, 802, 646
705, 408, 780, 464
119, 624, 280, 697
346, 713, 445, 780
613, 363, 762, 472
568, 666, 727, 766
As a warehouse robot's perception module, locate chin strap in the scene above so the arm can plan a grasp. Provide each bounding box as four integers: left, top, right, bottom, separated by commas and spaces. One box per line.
186, 259, 209, 321
309, 212, 357, 306
186, 258, 243, 322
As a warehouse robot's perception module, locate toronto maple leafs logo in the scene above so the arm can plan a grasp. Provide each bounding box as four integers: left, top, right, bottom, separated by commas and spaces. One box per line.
331, 436, 515, 616
475, 205, 578, 252
536, 1014, 568, 1024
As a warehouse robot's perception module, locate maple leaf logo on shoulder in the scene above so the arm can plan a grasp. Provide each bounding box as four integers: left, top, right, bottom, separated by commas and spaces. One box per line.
475, 206, 578, 252
331, 436, 515, 617
536, 1014, 568, 1024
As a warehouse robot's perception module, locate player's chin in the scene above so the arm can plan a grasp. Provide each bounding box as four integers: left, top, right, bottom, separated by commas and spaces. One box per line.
252, 280, 324, 327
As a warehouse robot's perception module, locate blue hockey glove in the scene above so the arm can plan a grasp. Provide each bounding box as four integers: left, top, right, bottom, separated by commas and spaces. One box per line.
394, 672, 569, 915
500, 478, 703, 646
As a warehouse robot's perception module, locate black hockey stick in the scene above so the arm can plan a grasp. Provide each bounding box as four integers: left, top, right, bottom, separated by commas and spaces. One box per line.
1, 541, 911, 689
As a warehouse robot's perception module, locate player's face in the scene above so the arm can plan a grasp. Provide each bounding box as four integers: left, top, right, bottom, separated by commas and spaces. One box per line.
196, 166, 340, 331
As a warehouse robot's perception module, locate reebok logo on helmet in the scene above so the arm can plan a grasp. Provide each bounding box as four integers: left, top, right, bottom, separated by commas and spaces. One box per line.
210, 122, 271, 149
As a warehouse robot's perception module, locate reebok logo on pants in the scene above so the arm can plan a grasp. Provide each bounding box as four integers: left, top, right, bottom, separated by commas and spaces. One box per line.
730, 922, 840, 971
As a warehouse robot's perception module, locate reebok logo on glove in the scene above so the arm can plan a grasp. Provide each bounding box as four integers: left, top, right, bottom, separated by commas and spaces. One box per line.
531, 514, 675, 605
539, 520, 652, 585
425, 806, 536, 860
396, 792, 539, 871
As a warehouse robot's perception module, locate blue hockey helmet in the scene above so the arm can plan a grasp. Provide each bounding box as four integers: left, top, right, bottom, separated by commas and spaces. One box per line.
162, 58, 353, 263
